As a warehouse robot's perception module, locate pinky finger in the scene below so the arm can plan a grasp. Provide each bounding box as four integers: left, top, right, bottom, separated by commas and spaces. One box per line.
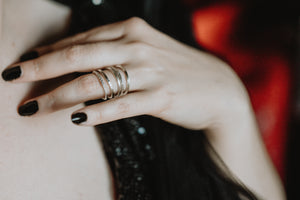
71, 92, 151, 126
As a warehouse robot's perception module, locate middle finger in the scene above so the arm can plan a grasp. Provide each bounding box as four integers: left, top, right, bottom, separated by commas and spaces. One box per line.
17, 65, 142, 116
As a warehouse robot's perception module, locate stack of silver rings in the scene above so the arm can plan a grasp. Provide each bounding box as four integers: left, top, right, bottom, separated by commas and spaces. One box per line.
92, 65, 130, 100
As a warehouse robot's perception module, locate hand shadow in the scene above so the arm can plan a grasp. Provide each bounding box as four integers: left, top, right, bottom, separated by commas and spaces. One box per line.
19, 72, 79, 106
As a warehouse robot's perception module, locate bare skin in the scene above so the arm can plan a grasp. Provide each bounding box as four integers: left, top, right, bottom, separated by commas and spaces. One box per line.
1, 0, 286, 200
0, 0, 113, 199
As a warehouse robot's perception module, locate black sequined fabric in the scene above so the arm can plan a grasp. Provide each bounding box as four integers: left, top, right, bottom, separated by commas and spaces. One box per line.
97, 117, 156, 200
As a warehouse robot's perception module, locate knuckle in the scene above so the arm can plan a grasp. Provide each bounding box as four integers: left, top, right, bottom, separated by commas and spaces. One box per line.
129, 42, 152, 60
77, 74, 100, 95
124, 17, 148, 34
150, 90, 173, 116
30, 59, 41, 79
151, 63, 165, 76
143, 62, 165, 82
140, 63, 153, 74
64, 45, 82, 63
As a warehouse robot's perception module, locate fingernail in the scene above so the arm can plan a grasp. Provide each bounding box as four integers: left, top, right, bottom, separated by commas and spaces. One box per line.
20, 51, 39, 62
71, 112, 87, 124
1, 66, 22, 81
18, 100, 39, 116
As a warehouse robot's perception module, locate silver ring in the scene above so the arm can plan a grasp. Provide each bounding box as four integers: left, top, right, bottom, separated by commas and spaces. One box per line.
106, 66, 122, 97
92, 65, 130, 100
92, 70, 108, 100
115, 64, 130, 95
98, 69, 114, 99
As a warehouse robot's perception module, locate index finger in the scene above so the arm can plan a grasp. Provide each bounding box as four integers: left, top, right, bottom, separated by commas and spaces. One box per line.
2, 41, 131, 82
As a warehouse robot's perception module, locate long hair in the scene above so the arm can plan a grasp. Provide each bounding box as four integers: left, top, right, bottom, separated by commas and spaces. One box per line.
142, 117, 257, 200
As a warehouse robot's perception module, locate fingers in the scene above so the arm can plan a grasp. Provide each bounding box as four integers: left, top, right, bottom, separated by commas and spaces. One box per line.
6, 17, 165, 125
17, 65, 143, 116
71, 92, 151, 126
4, 41, 133, 82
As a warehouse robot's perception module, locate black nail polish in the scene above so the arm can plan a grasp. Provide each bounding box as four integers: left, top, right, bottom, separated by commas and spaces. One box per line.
18, 101, 39, 116
71, 112, 87, 124
1, 66, 21, 81
20, 51, 39, 62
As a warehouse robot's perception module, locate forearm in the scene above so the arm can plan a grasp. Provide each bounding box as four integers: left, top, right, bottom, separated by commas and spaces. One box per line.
206, 98, 286, 200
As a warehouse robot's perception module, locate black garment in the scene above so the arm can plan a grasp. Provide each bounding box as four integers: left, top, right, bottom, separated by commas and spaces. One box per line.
99, 117, 155, 200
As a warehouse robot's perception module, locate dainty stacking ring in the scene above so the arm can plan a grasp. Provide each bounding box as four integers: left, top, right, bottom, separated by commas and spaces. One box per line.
116, 64, 130, 96
98, 69, 114, 99
92, 70, 108, 100
106, 66, 122, 98
92, 65, 130, 100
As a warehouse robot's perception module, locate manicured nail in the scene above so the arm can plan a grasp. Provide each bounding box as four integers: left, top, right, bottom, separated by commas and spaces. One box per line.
20, 51, 39, 62
18, 101, 39, 116
71, 112, 87, 124
1, 66, 21, 81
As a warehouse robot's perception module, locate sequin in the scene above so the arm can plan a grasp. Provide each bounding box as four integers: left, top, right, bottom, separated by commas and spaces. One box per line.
137, 127, 146, 135
91, 0, 104, 6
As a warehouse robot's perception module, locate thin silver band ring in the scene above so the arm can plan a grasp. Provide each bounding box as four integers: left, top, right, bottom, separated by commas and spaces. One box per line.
116, 64, 130, 95
92, 70, 108, 100
106, 66, 122, 97
97, 69, 114, 99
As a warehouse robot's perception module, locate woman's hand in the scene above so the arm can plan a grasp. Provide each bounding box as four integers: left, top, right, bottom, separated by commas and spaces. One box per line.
1, 17, 249, 132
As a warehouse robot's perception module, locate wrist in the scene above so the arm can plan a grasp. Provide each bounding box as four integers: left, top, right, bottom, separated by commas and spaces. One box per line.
207, 90, 259, 139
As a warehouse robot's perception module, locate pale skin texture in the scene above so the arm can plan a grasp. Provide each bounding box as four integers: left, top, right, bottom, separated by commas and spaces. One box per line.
1, 0, 285, 199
